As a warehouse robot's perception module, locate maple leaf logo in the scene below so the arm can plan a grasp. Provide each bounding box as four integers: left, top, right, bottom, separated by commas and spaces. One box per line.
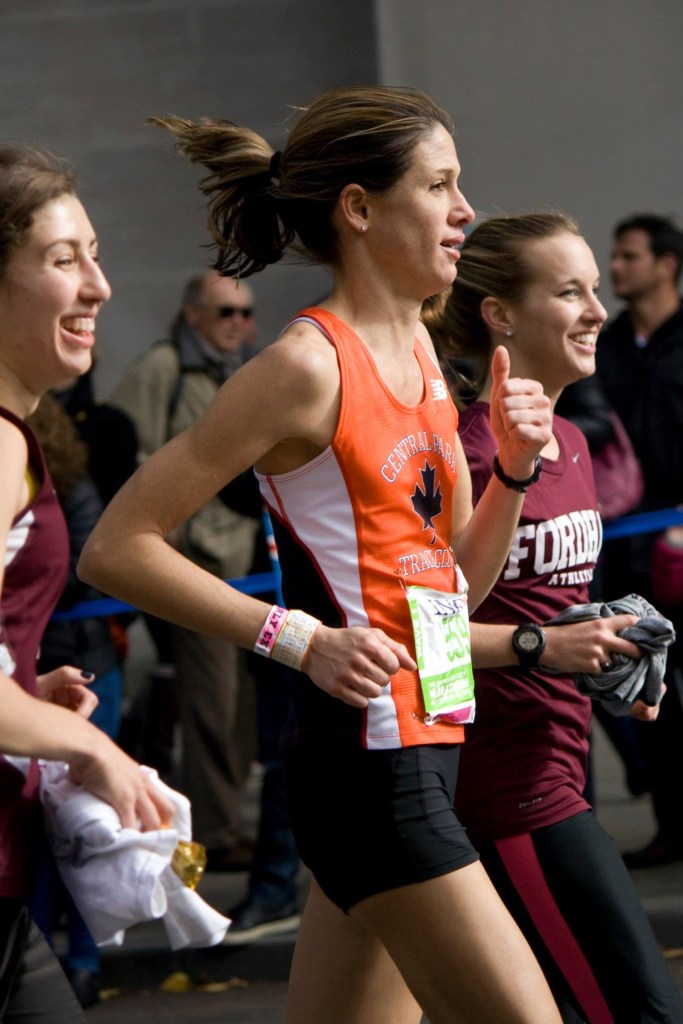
411, 461, 442, 544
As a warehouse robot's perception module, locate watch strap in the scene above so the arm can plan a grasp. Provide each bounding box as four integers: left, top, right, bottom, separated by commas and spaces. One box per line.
493, 452, 542, 493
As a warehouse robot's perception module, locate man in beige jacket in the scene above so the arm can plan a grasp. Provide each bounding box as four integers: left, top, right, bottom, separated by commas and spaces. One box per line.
111, 272, 259, 869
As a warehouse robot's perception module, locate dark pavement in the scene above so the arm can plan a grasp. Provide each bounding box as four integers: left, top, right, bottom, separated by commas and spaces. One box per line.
82, 724, 683, 1023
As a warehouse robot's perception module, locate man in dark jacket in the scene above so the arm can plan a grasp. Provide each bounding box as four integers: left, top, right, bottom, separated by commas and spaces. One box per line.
596, 213, 683, 868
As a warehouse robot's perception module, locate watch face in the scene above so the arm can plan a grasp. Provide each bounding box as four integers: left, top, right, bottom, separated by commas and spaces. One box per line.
518, 631, 541, 652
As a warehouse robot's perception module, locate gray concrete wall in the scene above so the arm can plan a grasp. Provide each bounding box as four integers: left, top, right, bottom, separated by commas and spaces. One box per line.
3, 0, 682, 393
0, 0, 377, 392
375, 0, 683, 315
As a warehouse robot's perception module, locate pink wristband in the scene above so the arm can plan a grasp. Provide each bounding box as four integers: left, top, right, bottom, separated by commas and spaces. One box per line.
254, 605, 288, 656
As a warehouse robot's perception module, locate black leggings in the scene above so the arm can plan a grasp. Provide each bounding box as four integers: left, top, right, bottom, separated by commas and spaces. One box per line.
477, 811, 683, 1024
0, 902, 84, 1023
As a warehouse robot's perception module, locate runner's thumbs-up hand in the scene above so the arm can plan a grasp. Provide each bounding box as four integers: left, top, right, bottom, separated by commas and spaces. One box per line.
488, 345, 552, 480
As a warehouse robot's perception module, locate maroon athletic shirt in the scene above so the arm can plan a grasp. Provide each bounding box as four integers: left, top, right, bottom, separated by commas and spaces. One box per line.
455, 401, 601, 842
0, 406, 68, 898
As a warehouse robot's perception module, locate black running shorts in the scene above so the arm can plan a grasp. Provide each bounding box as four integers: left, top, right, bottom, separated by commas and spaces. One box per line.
284, 739, 479, 912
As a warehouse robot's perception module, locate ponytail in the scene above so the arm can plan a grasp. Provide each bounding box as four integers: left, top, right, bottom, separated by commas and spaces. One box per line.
149, 116, 292, 277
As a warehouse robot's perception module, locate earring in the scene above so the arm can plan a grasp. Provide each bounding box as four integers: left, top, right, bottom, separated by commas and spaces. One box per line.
360, 223, 368, 233
505, 329, 514, 337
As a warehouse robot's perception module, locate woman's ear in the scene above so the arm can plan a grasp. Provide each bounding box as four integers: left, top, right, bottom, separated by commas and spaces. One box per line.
337, 183, 369, 234
480, 296, 514, 336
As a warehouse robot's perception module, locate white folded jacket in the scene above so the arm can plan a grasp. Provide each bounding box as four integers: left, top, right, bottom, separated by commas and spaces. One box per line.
39, 761, 230, 949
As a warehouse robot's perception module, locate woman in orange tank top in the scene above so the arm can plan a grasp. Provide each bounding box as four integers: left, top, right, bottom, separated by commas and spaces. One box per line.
81, 87, 561, 1024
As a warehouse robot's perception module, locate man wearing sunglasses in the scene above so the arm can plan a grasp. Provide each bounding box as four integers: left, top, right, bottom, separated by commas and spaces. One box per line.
183, 274, 257, 359
110, 272, 260, 872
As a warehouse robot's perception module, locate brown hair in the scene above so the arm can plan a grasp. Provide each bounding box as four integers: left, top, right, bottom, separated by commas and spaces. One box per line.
0, 145, 76, 278
150, 85, 454, 277
438, 212, 580, 398
614, 213, 683, 282
28, 392, 88, 499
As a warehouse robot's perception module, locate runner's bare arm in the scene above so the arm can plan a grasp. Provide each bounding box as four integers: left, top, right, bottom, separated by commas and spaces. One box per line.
450, 347, 552, 610
80, 326, 415, 707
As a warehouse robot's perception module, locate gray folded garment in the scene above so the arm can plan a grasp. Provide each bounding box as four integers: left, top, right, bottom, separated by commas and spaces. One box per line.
545, 594, 676, 717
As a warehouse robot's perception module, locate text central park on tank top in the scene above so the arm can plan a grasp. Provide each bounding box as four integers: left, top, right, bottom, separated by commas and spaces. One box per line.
381, 431, 456, 483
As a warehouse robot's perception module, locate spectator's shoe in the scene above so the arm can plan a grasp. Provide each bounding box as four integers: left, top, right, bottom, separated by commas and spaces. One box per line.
623, 835, 683, 869
66, 968, 100, 1008
223, 899, 300, 944
205, 840, 255, 872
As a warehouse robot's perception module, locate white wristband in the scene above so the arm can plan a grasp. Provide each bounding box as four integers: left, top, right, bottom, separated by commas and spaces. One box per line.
254, 607, 321, 671
272, 609, 322, 670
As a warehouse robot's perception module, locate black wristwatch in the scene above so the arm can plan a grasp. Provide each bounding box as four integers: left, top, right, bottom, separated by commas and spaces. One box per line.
492, 452, 542, 493
512, 623, 547, 670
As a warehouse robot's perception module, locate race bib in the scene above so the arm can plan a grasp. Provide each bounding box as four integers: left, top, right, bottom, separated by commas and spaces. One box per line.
407, 568, 475, 725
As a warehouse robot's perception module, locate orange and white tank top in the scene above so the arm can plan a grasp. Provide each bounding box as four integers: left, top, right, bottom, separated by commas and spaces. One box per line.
256, 307, 464, 750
